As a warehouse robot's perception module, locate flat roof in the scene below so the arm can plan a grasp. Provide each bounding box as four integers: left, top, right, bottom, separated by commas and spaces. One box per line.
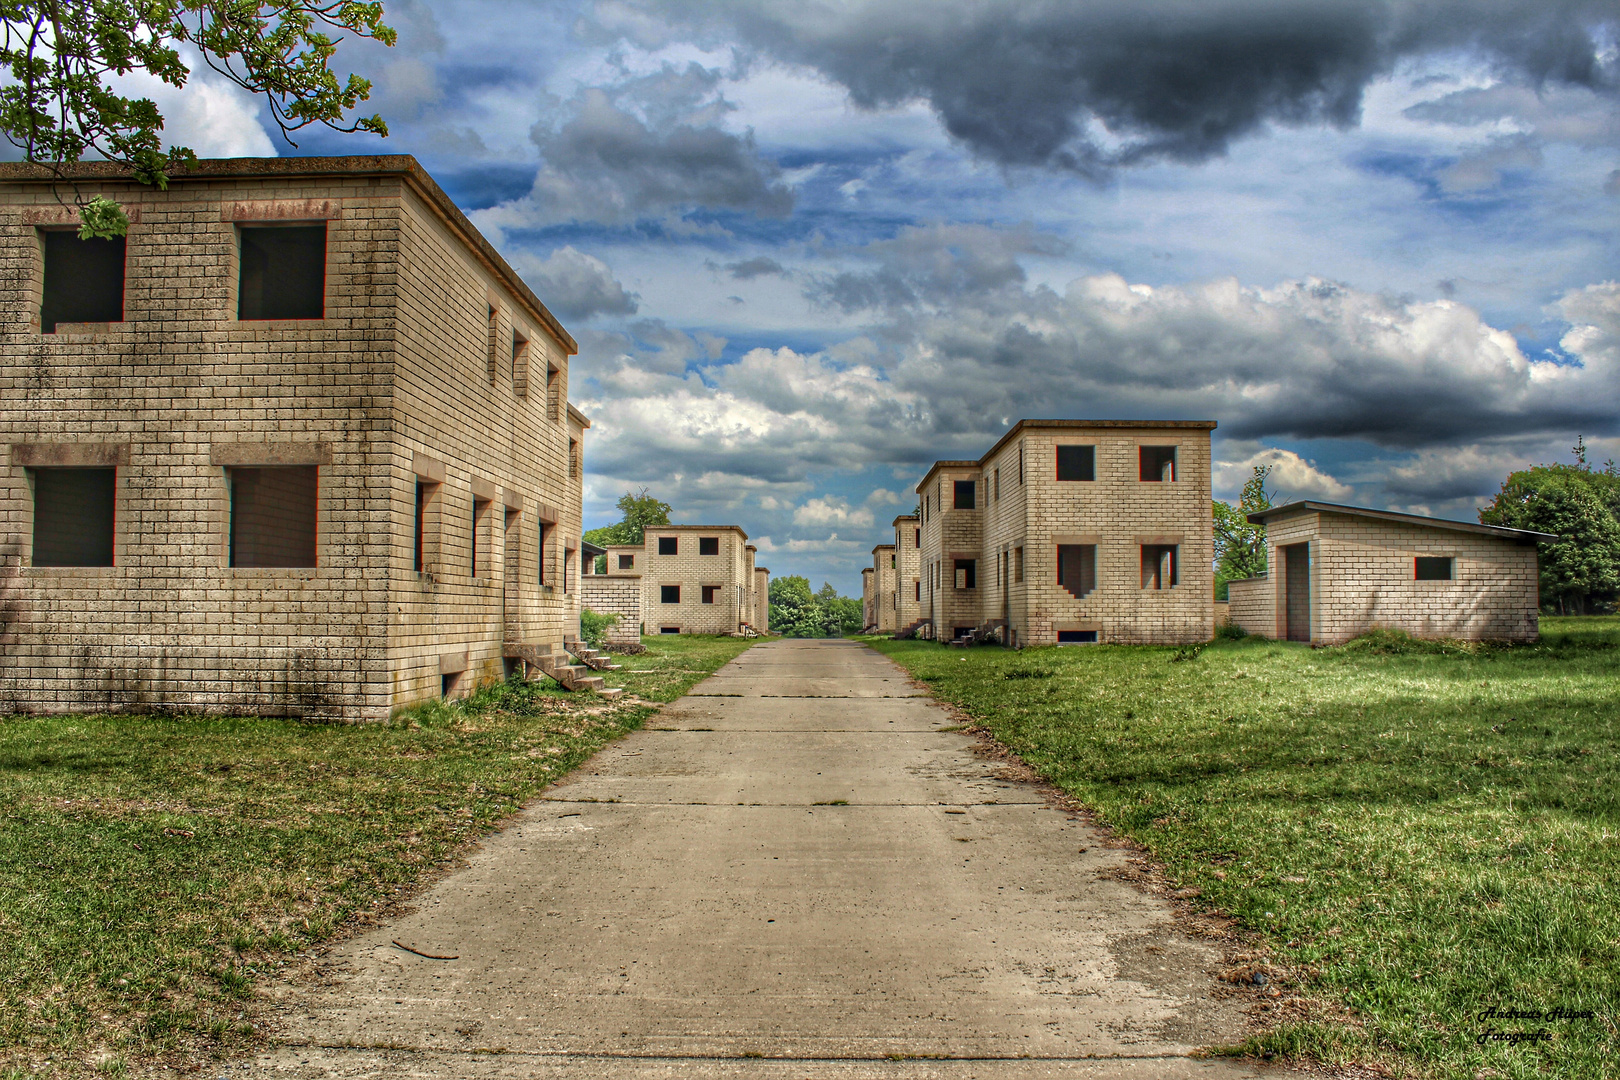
1249, 501, 1556, 543
567, 403, 591, 428
0, 155, 577, 354
649, 524, 750, 540
872, 543, 895, 554
892, 513, 918, 525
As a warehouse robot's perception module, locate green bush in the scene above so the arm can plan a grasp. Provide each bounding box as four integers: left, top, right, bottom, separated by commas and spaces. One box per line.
580, 607, 618, 649
1214, 621, 1248, 640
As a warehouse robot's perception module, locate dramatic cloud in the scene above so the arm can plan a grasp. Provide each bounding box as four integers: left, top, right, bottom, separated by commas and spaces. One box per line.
477, 62, 793, 226
723, 256, 786, 279
594, 0, 1620, 174
520, 247, 639, 321
793, 496, 874, 529
1215, 446, 1354, 503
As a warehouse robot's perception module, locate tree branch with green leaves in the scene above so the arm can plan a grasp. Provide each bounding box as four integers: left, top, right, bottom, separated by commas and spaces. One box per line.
0, 1, 394, 237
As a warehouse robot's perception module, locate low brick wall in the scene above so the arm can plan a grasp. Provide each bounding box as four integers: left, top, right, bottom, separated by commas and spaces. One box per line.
580, 576, 642, 648
1227, 575, 1273, 637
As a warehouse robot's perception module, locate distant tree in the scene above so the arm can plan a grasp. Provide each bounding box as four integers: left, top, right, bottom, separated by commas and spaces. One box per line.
1213, 465, 1275, 600
816, 582, 864, 635
1480, 440, 1620, 615
584, 488, 671, 571
769, 575, 823, 637
0, 1, 395, 237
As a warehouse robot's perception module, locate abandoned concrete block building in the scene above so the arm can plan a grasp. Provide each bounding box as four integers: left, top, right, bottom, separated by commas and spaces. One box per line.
581, 526, 768, 637
892, 513, 922, 634
1227, 502, 1550, 645
0, 155, 591, 720
864, 543, 898, 632
912, 420, 1216, 646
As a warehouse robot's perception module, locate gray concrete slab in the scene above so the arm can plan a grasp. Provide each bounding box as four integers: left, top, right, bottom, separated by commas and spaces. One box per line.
242, 639, 1272, 1080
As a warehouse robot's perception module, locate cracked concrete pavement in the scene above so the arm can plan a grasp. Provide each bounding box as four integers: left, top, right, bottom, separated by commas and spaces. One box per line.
241, 638, 1281, 1079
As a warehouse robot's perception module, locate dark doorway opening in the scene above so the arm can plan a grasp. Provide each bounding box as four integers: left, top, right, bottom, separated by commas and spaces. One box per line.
1284, 543, 1311, 642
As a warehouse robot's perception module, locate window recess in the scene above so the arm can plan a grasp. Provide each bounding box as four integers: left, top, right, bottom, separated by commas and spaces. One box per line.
42, 231, 124, 332
238, 224, 325, 320
1056, 445, 1095, 482
1057, 544, 1097, 599
31, 467, 116, 566
1139, 445, 1177, 482
230, 466, 318, 567
1141, 544, 1178, 589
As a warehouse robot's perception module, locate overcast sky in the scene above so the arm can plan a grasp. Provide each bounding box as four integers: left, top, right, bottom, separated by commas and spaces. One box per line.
162, 0, 1620, 593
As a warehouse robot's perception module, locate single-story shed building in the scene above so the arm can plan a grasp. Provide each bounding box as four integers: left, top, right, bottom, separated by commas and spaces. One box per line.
1227, 502, 1553, 645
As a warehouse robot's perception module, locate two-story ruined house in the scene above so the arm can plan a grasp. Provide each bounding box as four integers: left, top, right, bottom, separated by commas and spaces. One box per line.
0, 155, 594, 719
583, 525, 768, 638
914, 420, 1215, 646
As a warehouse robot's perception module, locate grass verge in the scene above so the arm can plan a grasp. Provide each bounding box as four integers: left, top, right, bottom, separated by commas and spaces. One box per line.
864, 617, 1620, 1080
0, 634, 753, 1078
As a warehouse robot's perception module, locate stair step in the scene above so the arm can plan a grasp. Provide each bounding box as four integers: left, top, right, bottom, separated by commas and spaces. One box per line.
598, 687, 624, 699
574, 676, 606, 691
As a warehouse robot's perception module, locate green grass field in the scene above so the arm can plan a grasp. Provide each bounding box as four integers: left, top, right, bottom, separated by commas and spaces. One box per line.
865, 617, 1620, 1079
0, 635, 754, 1078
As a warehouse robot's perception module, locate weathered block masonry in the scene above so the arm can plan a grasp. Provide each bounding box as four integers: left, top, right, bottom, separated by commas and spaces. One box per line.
0, 156, 591, 720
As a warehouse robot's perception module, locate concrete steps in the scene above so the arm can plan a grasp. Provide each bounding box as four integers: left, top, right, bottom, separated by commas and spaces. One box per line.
505, 642, 623, 697
563, 639, 623, 672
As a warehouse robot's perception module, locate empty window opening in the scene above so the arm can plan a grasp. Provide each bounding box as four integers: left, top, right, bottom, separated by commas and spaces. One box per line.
994, 467, 1000, 501
890, 554, 896, 568
1057, 544, 1097, 599
700, 536, 720, 555
661, 584, 681, 603
1141, 544, 1178, 589
511, 332, 529, 397
547, 364, 562, 422
1139, 445, 1177, 482
702, 585, 720, 604
1415, 556, 1454, 581
536, 519, 551, 585
954, 480, 975, 510
1019, 444, 1025, 484
914, 528, 921, 547
955, 558, 977, 590
952, 626, 975, 641
658, 536, 678, 555
569, 439, 580, 479
1057, 630, 1099, 644
914, 579, 921, 600
486, 305, 499, 381
564, 548, 574, 593
441, 672, 461, 698
1014, 547, 1024, 583
31, 467, 115, 566
470, 496, 491, 577
1057, 445, 1096, 482
660, 626, 681, 634
238, 225, 325, 320
230, 466, 317, 568
42, 231, 124, 332
618, 553, 635, 569
413, 481, 431, 573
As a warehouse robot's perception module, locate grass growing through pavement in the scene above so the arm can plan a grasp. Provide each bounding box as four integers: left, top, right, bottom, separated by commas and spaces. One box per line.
0, 634, 753, 1078
865, 618, 1620, 1080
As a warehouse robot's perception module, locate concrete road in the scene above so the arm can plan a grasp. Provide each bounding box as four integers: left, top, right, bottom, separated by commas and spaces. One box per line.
243, 639, 1274, 1079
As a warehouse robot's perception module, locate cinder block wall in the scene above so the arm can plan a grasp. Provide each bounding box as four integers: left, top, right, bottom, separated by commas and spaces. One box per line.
1227, 576, 1273, 636
873, 545, 897, 632
580, 575, 642, 647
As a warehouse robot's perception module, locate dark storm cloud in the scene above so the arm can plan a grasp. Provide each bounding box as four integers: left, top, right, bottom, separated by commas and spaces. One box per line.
595, 0, 1620, 173
478, 62, 793, 226
724, 256, 785, 279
